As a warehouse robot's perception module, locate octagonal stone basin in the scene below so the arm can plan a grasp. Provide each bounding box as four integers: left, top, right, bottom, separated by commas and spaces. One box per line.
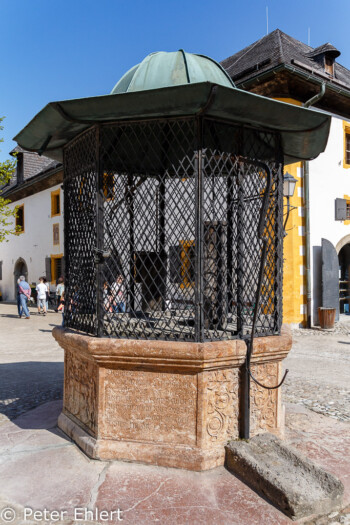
53, 326, 291, 471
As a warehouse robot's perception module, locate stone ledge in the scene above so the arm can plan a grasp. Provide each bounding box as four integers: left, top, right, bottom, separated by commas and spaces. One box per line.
53, 326, 291, 371
53, 327, 247, 370
250, 325, 292, 361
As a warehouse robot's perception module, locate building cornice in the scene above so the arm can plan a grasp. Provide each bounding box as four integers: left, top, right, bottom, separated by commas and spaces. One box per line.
239, 63, 349, 92
2, 166, 63, 203
237, 63, 350, 119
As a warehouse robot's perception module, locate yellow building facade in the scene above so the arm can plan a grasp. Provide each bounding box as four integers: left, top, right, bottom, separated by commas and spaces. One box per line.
275, 98, 307, 326
221, 29, 350, 326
282, 161, 307, 326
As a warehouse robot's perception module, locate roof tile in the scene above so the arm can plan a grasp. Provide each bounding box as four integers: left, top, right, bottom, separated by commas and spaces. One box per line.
221, 29, 350, 89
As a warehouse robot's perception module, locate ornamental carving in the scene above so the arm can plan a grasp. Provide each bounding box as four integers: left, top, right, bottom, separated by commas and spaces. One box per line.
101, 369, 197, 445
250, 362, 278, 435
205, 369, 239, 443
64, 350, 97, 434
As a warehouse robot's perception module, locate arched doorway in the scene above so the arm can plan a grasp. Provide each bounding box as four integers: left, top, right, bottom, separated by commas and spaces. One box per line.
336, 234, 350, 254
338, 243, 350, 313
13, 258, 28, 297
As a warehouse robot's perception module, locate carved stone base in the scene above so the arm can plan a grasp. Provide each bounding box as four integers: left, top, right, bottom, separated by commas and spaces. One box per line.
53, 327, 291, 471
58, 412, 227, 470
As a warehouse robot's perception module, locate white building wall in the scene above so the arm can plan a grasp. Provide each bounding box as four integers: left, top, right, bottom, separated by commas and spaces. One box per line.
0, 184, 64, 301
309, 116, 350, 323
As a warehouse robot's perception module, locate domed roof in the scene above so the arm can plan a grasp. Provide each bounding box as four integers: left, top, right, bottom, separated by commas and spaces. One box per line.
111, 50, 235, 94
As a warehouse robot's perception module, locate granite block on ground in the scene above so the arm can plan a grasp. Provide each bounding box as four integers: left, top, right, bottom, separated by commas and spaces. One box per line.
225, 433, 344, 520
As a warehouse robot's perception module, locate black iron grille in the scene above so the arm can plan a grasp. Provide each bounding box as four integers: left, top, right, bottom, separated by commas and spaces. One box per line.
63, 117, 283, 342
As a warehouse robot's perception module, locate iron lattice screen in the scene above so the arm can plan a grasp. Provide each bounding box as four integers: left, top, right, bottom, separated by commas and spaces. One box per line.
64, 127, 98, 335
63, 117, 283, 341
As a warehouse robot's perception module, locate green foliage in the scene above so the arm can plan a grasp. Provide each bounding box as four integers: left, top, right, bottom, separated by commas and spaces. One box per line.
0, 116, 18, 242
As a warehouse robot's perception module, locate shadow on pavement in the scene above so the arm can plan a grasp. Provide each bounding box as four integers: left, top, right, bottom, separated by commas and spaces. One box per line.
9, 400, 65, 434
0, 313, 54, 318
0, 361, 63, 424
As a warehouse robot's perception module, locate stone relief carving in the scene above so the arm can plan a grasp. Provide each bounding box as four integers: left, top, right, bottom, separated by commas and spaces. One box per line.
101, 369, 197, 445
205, 369, 239, 443
250, 362, 278, 435
64, 350, 97, 434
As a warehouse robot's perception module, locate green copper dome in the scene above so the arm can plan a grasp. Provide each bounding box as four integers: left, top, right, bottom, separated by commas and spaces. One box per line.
14, 49, 331, 167
110, 50, 235, 94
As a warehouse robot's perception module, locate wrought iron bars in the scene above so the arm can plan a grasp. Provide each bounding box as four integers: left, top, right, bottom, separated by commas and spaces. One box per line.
63, 117, 283, 342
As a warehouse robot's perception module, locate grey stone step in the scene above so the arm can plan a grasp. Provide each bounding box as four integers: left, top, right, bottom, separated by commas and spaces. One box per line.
225, 433, 344, 520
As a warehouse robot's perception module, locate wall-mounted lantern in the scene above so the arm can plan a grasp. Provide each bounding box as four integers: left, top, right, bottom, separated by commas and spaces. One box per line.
283, 171, 297, 232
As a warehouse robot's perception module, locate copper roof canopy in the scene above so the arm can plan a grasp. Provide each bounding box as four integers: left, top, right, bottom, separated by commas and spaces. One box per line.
14, 50, 331, 165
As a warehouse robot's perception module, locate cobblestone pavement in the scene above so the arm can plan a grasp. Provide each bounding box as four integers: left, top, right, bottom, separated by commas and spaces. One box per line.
305, 505, 350, 525
282, 316, 350, 422
0, 303, 64, 425
1, 303, 349, 424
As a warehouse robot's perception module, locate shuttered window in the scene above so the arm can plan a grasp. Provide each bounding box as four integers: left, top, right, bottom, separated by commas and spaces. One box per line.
325, 56, 334, 76
50, 255, 63, 283
53, 224, 60, 245
346, 133, 350, 165
169, 241, 195, 286
51, 189, 60, 216
335, 198, 347, 220
15, 205, 24, 233
45, 257, 51, 281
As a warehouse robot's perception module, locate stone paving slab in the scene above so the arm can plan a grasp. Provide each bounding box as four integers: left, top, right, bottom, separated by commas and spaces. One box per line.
0, 400, 349, 525
283, 321, 350, 423
284, 404, 350, 502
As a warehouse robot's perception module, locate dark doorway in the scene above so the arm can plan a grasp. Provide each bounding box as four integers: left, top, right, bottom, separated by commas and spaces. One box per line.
338, 243, 350, 313
321, 239, 339, 321
14, 258, 28, 297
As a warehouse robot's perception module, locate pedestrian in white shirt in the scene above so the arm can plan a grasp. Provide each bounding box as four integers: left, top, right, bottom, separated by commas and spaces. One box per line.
43, 277, 50, 312
36, 277, 47, 315
55, 277, 65, 311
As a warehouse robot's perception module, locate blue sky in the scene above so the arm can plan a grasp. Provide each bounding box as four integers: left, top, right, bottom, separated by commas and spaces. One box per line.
1, 0, 350, 162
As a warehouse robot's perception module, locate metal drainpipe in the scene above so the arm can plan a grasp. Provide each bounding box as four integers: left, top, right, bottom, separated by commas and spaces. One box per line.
303, 82, 326, 327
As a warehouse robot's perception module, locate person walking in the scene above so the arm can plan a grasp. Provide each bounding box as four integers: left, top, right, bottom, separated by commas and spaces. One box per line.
55, 277, 65, 311
36, 277, 47, 315
43, 277, 50, 312
16, 278, 23, 318
111, 275, 126, 313
103, 281, 112, 312
58, 292, 65, 326
18, 275, 31, 319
